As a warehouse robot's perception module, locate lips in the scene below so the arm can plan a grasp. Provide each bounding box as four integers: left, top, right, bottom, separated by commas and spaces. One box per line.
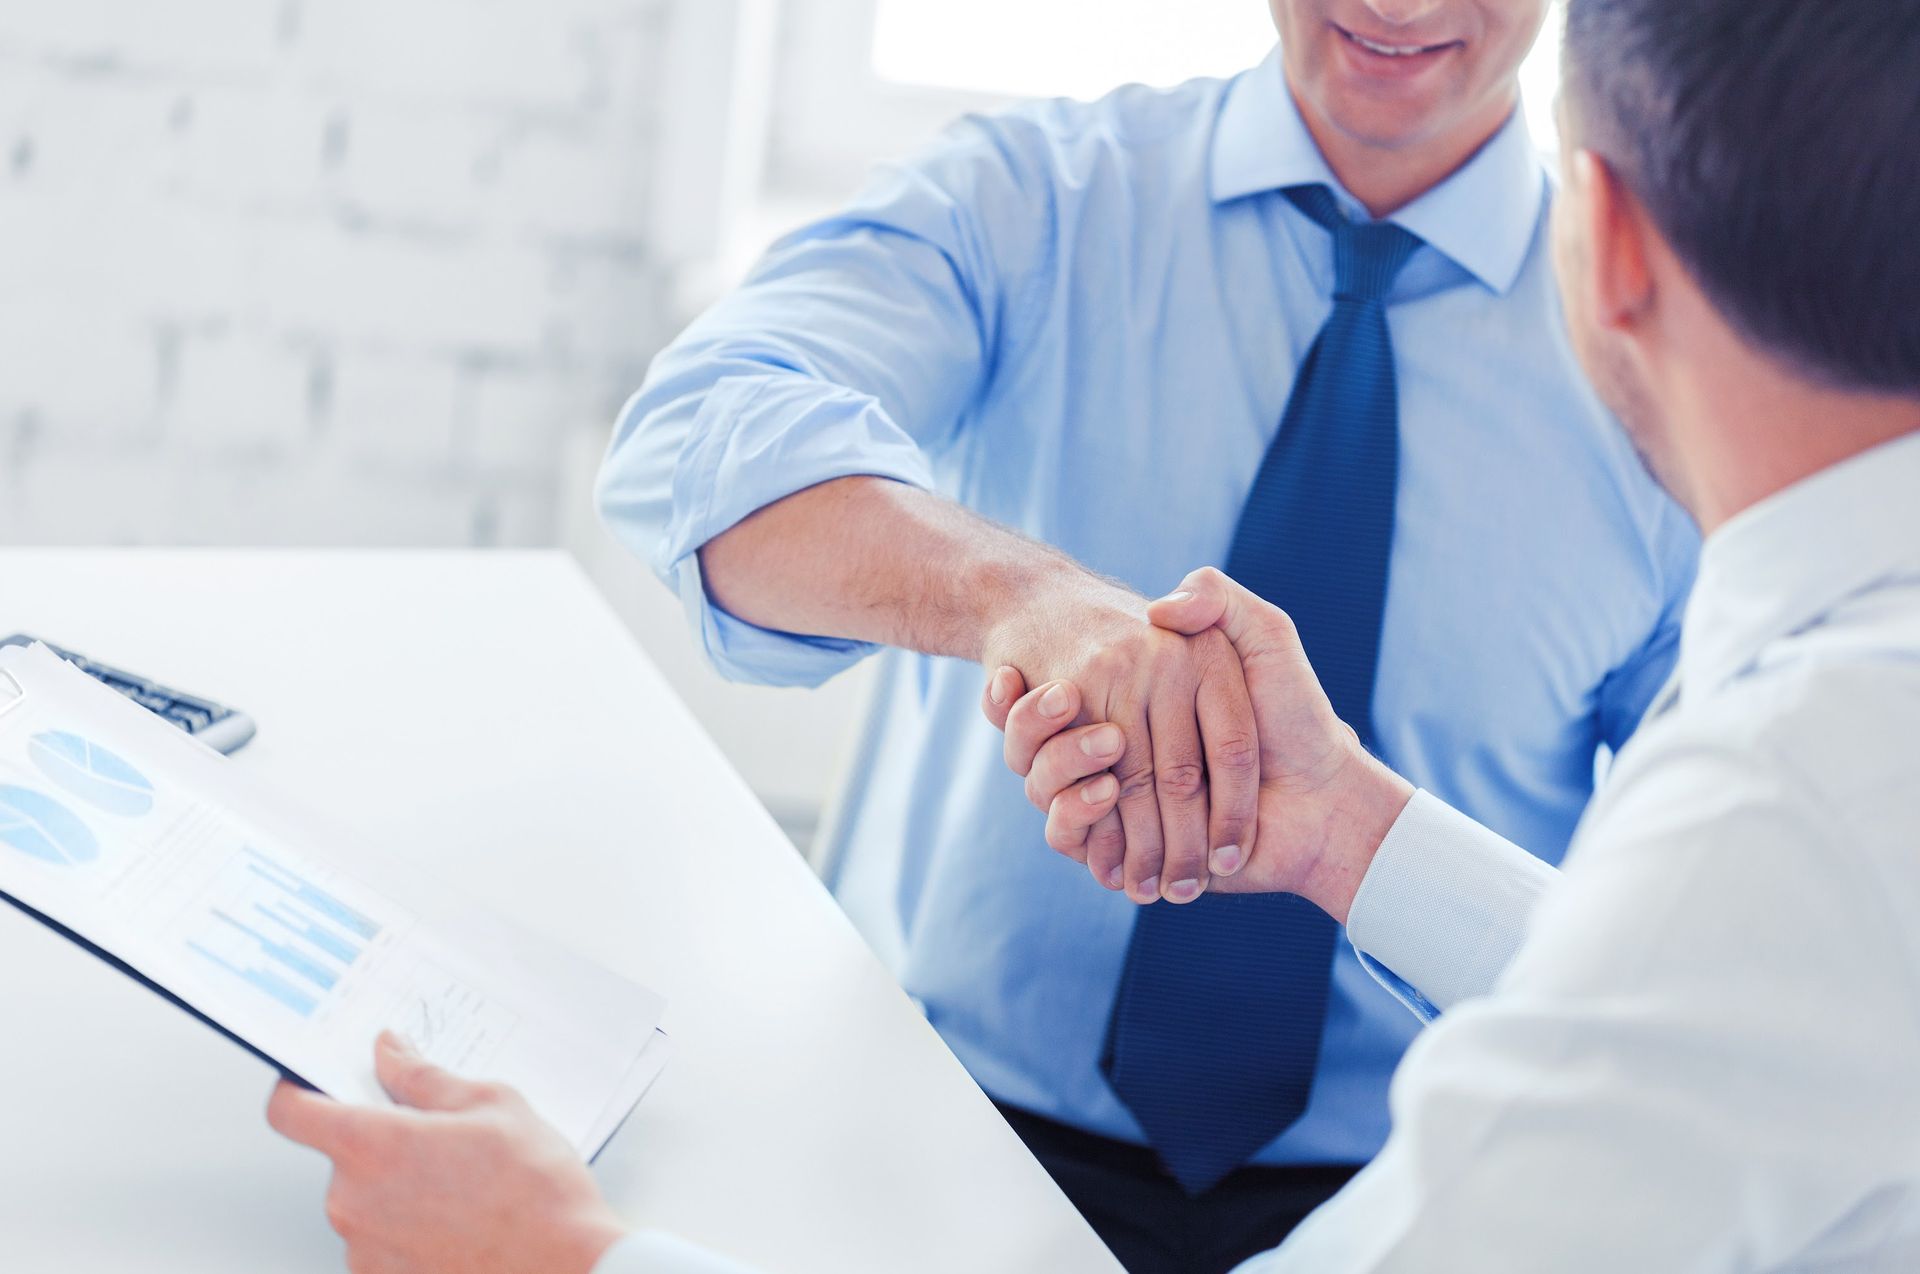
1333, 22, 1462, 60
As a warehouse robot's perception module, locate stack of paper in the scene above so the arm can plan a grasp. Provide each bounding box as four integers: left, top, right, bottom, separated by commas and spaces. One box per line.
0, 642, 667, 1159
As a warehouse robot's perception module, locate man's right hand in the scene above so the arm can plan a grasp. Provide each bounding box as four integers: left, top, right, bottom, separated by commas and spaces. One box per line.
990, 568, 1414, 924
979, 578, 1260, 906
692, 474, 1264, 906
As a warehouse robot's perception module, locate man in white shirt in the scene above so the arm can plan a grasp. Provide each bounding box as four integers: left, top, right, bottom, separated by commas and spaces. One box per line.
262, 0, 1920, 1270
994, 0, 1920, 1267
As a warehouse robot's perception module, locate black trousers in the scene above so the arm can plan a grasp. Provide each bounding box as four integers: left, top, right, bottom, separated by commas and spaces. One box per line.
997, 1103, 1361, 1274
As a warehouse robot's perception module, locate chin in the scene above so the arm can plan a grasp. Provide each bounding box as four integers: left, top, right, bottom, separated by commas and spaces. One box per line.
1301, 61, 1470, 152
1319, 95, 1455, 151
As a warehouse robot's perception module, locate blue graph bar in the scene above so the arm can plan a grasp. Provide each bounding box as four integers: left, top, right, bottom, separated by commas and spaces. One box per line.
185, 849, 383, 1016
242, 848, 381, 941
256, 901, 362, 964
188, 941, 317, 1017
211, 911, 338, 992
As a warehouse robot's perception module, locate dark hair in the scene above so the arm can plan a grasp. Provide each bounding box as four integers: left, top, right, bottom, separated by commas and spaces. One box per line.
1562, 0, 1920, 395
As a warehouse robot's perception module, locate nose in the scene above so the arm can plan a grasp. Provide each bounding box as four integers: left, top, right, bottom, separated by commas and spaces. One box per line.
1360, 0, 1447, 26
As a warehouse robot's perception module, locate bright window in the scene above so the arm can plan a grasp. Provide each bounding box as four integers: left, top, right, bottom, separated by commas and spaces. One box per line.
873, 0, 1566, 150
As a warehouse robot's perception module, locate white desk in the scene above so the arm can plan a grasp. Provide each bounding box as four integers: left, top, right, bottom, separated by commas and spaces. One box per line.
0, 549, 1121, 1274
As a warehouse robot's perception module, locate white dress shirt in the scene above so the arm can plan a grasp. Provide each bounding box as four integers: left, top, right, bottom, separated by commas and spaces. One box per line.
601, 430, 1920, 1273
1245, 429, 1920, 1272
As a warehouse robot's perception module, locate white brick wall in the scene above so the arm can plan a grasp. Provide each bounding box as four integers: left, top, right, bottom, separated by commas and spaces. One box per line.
0, 0, 671, 546
0, 0, 877, 850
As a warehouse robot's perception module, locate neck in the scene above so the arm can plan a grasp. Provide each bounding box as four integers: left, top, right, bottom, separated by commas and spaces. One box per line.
1288, 84, 1518, 218
1665, 344, 1920, 536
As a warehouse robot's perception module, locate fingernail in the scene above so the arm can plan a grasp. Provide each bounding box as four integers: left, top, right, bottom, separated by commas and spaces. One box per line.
1082, 774, 1118, 803
379, 1031, 417, 1057
989, 669, 1012, 706
1156, 589, 1194, 605
1081, 724, 1122, 756
1039, 683, 1071, 717
1134, 875, 1160, 902
1210, 844, 1243, 875
1104, 865, 1125, 889
1166, 878, 1204, 904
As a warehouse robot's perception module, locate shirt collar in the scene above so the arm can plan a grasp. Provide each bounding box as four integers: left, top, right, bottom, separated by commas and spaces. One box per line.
1210, 46, 1547, 295
1680, 430, 1920, 702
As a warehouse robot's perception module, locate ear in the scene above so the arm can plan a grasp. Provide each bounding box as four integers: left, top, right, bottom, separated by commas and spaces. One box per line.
1569, 149, 1655, 332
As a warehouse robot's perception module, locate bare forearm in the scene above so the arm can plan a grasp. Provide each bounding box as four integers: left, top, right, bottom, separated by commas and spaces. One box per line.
707, 479, 1277, 903
696, 476, 1135, 665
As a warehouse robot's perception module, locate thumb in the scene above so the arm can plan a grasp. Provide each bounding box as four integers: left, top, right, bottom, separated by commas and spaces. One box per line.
980, 665, 1028, 733
1145, 573, 1228, 636
1147, 567, 1292, 660
373, 1031, 491, 1112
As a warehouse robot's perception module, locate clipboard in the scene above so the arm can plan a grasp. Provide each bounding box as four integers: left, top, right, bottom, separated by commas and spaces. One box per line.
0, 643, 669, 1162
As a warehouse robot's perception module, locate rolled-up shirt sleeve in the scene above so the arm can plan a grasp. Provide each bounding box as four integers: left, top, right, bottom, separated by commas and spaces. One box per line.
595, 113, 1054, 687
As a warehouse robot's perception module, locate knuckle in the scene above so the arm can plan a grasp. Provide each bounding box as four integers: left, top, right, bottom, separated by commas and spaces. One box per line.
1114, 762, 1156, 802
472, 1081, 513, 1107
1146, 628, 1187, 666
1210, 731, 1259, 775
1084, 646, 1129, 684
1196, 625, 1237, 660
1156, 760, 1206, 802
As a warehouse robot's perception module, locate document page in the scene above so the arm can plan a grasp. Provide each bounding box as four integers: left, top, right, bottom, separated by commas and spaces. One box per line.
0, 643, 667, 1158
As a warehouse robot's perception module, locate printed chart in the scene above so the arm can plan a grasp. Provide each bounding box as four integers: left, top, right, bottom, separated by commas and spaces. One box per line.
0, 730, 160, 869
184, 847, 384, 1019
28, 730, 156, 817
0, 785, 100, 865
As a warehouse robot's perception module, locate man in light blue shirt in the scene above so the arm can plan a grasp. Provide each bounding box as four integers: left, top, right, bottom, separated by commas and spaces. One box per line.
593, 3, 1694, 1268
254, 3, 1920, 1271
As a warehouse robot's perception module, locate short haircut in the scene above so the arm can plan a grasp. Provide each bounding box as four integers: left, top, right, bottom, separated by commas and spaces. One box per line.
1562, 0, 1920, 395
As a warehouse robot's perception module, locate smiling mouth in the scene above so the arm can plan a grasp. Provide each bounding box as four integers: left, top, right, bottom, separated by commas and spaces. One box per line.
1334, 23, 1462, 58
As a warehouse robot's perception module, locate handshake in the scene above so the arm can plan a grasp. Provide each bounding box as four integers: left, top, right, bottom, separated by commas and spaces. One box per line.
980, 568, 1414, 924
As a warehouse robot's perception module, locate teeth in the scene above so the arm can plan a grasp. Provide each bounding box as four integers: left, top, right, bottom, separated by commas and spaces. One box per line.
1351, 32, 1431, 56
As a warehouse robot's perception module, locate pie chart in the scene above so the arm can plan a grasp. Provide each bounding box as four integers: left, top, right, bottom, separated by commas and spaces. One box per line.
28, 730, 155, 818
0, 785, 100, 865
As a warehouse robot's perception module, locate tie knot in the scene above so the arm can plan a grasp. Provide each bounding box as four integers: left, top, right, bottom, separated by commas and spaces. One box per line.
1287, 184, 1422, 302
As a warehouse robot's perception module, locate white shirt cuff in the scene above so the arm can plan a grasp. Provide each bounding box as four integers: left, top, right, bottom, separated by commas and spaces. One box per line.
596, 1231, 765, 1274
1345, 789, 1557, 1012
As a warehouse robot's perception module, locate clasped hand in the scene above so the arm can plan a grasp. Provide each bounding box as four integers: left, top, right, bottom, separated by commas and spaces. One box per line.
982, 568, 1413, 923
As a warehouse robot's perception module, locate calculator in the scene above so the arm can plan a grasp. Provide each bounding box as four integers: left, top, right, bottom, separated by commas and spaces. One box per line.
0, 634, 258, 754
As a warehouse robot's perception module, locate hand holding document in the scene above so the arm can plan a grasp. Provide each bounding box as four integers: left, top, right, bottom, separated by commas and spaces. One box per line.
0, 642, 667, 1159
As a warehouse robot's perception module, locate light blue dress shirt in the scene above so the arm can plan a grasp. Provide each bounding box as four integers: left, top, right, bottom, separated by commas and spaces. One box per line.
597, 49, 1697, 1167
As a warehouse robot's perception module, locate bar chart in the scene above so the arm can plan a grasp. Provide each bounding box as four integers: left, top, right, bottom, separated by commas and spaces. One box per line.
185, 846, 384, 1019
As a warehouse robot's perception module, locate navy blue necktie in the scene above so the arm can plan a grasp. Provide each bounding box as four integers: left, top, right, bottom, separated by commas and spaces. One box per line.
1102, 185, 1420, 1195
